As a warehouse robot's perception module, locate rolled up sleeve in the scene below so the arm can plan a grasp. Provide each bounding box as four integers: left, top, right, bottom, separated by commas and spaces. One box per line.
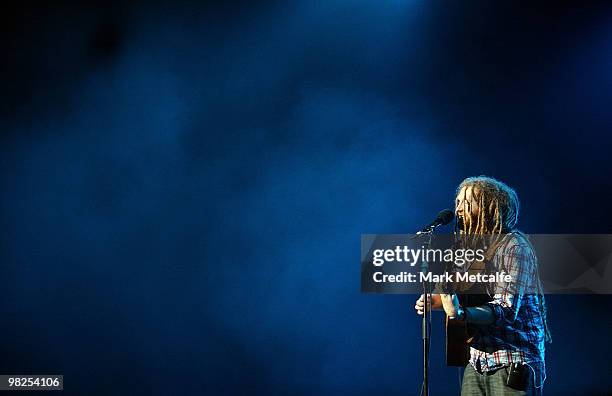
486, 243, 534, 326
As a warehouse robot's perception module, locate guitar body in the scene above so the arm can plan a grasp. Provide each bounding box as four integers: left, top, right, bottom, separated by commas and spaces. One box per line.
445, 293, 491, 366
446, 315, 470, 366
443, 235, 511, 366
444, 254, 493, 366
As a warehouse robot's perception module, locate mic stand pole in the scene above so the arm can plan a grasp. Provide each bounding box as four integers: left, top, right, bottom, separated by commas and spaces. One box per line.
415, 227, 435, 396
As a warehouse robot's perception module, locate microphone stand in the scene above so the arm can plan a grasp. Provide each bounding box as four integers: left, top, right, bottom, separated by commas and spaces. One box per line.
414, 226, 436, 396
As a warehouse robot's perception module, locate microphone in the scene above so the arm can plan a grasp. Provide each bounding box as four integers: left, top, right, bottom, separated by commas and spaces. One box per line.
417, 209, 454, 234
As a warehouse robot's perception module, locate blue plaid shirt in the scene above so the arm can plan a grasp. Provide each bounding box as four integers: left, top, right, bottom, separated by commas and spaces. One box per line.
468, 232, 547, 388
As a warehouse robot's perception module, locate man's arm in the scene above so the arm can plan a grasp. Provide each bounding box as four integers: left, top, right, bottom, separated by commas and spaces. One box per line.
417, 294, 500, 325
441, 241, 534, 325
485, 242, 533, 325
440, 294, 495, 324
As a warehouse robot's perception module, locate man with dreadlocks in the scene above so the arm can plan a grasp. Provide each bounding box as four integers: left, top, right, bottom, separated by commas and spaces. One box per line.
415, 176, 550, 395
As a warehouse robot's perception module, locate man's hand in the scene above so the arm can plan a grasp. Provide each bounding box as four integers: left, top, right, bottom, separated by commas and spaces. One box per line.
414, 293, 442, 315
440, 293, 462, 318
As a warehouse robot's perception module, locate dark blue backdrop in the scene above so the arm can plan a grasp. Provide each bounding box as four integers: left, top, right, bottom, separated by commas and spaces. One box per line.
1, 1, 611, 395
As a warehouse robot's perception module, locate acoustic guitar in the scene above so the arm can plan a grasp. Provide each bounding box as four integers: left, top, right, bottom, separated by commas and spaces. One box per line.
445, 293, 491, 366
444, 237, 505, 366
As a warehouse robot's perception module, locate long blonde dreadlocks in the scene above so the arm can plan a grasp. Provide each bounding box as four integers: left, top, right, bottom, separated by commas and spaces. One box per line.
456, 176, 519, 235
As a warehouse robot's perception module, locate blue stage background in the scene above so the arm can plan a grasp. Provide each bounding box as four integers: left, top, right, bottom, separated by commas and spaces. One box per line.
1, 2, 611, 394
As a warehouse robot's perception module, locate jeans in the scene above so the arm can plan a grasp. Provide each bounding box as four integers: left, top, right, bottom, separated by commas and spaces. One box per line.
461, 364, 542, 396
